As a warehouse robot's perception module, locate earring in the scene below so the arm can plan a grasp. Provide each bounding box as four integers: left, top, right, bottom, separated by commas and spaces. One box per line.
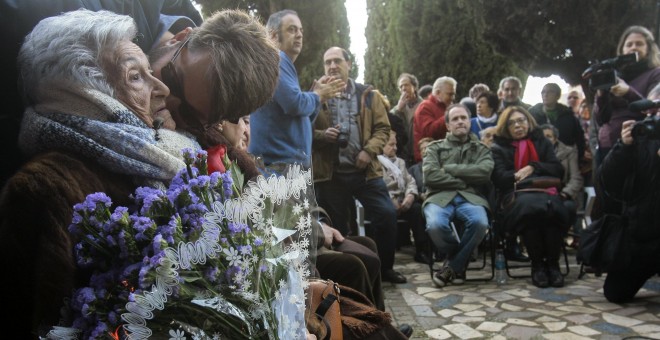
217, 122, 224, 132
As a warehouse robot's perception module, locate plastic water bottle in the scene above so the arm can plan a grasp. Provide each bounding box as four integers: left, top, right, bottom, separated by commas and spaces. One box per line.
495, 249, 507, 285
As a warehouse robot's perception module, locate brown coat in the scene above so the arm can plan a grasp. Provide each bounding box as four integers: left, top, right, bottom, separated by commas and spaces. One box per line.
0, 151, 137, 338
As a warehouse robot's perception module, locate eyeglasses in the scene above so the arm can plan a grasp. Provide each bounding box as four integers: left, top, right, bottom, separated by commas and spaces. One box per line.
507, 117, 528, 127
160, 38, 239, 125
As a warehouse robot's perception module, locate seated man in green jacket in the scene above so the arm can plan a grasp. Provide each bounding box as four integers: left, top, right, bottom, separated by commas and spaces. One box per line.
423, 104, 494, 287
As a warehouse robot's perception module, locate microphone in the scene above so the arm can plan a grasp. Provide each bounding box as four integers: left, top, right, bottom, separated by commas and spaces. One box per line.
628, 99, 660, 112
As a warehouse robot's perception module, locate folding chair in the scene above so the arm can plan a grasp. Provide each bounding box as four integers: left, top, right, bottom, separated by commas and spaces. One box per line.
427, 221, 495, 282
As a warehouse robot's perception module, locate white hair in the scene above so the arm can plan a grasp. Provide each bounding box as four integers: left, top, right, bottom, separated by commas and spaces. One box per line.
432, 76, 457, 91
19, 9, 137, 105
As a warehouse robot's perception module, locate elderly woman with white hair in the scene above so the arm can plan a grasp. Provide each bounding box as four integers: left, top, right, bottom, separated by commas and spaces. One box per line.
0, 9, 200, 337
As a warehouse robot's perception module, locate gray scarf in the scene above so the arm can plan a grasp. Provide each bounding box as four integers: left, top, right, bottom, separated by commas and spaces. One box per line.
19, 86, 200, 186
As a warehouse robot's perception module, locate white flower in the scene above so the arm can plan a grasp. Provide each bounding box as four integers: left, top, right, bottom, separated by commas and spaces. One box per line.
296, 215, 307, 231
292, 203, 303, 215
303, 198, 309, 209
169, 329, 186, 340
223, 247, 241, 266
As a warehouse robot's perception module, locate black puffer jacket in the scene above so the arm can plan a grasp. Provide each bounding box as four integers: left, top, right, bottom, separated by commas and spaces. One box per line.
599, 138, 660, 265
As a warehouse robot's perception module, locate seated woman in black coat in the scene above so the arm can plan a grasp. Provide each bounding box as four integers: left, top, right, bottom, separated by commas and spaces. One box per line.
490, 106, 569, 288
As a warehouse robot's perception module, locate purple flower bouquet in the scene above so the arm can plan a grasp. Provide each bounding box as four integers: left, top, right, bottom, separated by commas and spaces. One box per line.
45, 149, 314, 339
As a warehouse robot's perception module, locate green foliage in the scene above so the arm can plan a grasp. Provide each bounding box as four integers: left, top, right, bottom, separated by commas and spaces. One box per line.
195, 0, 658, 102
472, 0, 657, 86
365, 0, 523, 99
194, 0, 349, 89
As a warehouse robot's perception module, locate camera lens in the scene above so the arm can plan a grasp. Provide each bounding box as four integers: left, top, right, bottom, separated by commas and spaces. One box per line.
632, 116, 660, 139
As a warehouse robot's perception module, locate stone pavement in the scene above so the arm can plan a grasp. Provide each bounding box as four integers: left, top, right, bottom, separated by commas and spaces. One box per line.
383, 246, 660, 339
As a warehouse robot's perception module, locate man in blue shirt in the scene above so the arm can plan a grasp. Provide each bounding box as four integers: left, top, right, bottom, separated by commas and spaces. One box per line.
249, 9, 344, 167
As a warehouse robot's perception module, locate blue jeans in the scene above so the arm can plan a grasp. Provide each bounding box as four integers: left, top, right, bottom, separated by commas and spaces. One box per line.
315, 173, 398, 271
424, 195, 489, 273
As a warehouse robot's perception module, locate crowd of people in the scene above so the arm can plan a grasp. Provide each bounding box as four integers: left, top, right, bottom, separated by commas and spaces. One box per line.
0, 2, 658, 338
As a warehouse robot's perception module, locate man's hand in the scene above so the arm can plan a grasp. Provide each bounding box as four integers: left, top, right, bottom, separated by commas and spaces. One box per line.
610, 78, 630, 97
621, 119, 635, 145
313, 76, 346, 102
321, 221, 345, 248
323, 125, 341, 143
396, 92, 413, 111
355, 150, 372, 169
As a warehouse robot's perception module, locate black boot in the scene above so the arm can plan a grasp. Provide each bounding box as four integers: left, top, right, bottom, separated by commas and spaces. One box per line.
531, 261, 549, 288
547, 262, 564, 287
504, 237, 530, 262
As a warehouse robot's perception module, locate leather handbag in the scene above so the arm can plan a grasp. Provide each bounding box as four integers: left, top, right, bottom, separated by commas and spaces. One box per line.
500, 176, 562, 210
516, 176, 562, 190
308, 278, 343, 340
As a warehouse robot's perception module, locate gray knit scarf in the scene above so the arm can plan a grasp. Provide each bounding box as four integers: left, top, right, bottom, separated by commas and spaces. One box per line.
19, 86, 200, 186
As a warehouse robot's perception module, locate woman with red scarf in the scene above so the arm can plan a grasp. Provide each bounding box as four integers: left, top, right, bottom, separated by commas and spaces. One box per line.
491, 106, 569, 288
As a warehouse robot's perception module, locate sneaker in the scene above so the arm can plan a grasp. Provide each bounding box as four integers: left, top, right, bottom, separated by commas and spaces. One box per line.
453, 271, 466, 285
433, 266, 456, 287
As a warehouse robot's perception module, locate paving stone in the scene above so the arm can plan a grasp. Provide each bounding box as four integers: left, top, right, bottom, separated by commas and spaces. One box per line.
443, 323, 483, 339
541, 332, 594, 340
501, 325, 543, 340
535, 316, 560, 322
412, 305, 436, 317
501, 303, 523, 311
424, 328, 452, 339
453, 303, 483, 312
567, 325, 601, 336
384, 248, 660, 339
506, 318, 538, 327
464, 310, 486, 317
475, 321, 507, 332
632, 323, 660, 334
557, 305, 600, 314
602, 312, 644, 327
543, 321, 567, 331
401, 288, 432, 306
562, 313, 599, 324
437, 309, 462, 318
451, 316, 485, 324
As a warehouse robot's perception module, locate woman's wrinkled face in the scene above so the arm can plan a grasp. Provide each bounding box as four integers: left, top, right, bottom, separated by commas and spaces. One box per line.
506, 111, 530, 140
220, 119, 248, 149
383, 131, 397, 157
104, 40, 175, 130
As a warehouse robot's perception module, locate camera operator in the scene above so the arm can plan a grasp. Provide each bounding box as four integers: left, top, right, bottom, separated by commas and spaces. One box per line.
593, 26, 660, 166
597, 84, 660, 303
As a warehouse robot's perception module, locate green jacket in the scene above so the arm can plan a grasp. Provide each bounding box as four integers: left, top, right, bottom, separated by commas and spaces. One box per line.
312, 82, 391, 182
422, 133, 493, 211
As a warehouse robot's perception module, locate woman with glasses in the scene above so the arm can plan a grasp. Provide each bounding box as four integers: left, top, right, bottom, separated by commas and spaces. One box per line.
490, 106, 569, 288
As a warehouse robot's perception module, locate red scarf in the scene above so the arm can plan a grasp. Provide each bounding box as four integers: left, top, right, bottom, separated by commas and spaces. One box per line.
512, 138, 539, 171
512, 139, 557, 194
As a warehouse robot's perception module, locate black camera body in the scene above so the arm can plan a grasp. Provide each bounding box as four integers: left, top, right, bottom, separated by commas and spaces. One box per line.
337, 123, 350, 148
632, 115, 660, 139
582, 53, 638, 91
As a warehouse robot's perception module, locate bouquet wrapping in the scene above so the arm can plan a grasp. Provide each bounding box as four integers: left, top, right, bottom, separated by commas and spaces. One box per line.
46, 149, 315, 339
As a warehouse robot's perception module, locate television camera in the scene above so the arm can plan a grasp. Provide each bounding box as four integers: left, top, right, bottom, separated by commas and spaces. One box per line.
582, 53, 638, 91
